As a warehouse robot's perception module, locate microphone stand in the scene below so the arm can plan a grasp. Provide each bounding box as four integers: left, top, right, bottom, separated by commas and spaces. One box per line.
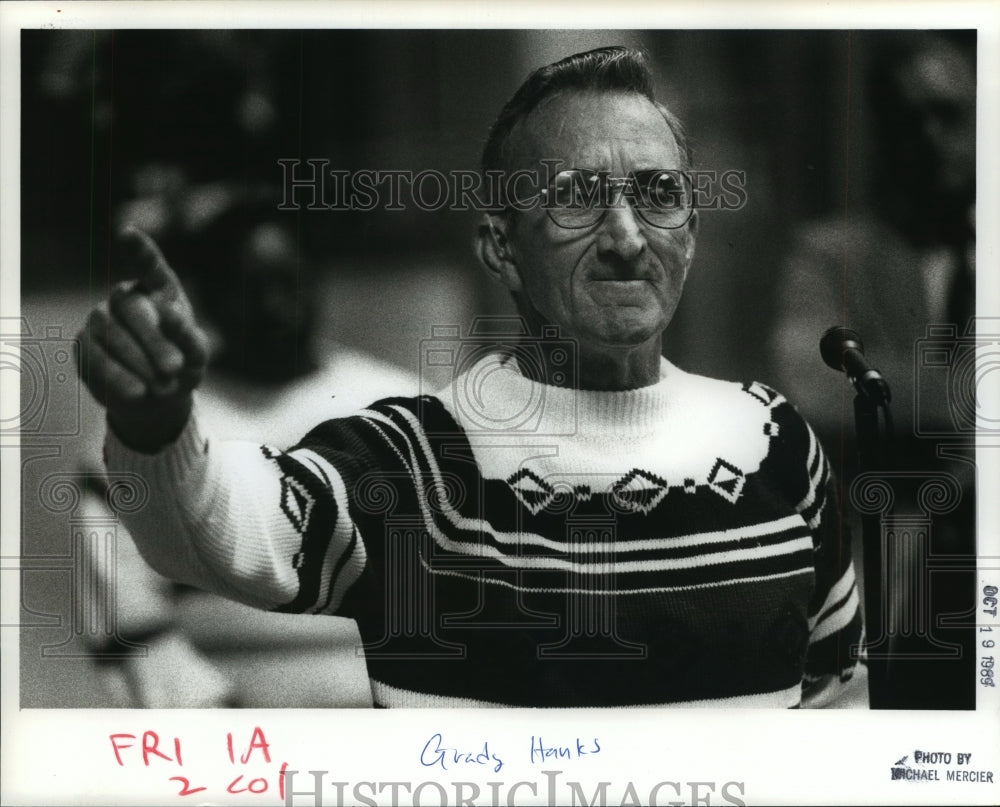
853, 386, 893, 708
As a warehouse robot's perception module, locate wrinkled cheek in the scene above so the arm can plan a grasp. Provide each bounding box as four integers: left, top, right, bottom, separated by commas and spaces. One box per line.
521, 276, 578, 331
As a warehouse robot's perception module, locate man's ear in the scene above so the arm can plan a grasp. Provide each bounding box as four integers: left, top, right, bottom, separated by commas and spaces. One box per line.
475, 215, 522, 293
681, 209, 699, 282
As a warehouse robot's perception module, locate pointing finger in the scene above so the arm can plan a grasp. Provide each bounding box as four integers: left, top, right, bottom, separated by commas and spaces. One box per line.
117, 225, 183, 300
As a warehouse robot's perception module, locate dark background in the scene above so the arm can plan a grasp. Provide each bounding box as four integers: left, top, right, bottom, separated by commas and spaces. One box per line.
23, 28, 975, 382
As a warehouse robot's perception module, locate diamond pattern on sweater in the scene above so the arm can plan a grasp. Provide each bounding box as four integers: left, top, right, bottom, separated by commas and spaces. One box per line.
707, 458, 746, 503
611, 468, 670, 514
507, 468, 556, 514
280, 475, 315, 534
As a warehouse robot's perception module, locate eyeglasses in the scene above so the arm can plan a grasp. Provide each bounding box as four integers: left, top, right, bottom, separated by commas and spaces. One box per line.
538, 168, 694, 230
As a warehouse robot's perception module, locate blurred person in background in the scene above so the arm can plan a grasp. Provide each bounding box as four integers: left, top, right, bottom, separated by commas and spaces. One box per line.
768, 31, 976, 708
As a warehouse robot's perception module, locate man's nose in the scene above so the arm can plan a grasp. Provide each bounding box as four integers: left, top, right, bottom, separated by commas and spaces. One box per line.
596, 204, 647, 261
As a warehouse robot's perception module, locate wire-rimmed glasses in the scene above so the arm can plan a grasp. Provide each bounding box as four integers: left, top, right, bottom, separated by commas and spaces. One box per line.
538, 168, 694, 230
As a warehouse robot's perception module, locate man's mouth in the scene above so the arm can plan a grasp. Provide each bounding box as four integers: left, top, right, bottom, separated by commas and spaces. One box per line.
588, 274, 656, 287
587, 277, 655, 303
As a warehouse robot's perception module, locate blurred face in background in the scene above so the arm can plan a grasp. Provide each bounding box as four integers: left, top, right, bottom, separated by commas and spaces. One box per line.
211, 222, 319, 382
878, 44, 975, 214
495, 90, 697, 357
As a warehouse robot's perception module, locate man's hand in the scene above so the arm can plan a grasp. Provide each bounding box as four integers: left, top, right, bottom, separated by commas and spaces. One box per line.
78, 226, 210, 453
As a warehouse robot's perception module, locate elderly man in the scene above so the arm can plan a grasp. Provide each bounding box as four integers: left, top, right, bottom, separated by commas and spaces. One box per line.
81, 46, 865, 708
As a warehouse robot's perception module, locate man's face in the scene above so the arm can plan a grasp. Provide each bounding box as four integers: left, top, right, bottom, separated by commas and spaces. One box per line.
215, 222, 318, 381
499, 90, 697, 353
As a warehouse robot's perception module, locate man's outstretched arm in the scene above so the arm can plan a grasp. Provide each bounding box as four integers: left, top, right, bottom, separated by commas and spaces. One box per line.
78, 229, 362, 612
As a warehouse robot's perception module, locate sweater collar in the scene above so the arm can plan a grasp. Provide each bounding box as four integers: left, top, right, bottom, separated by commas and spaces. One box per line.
446, 351, 685, 438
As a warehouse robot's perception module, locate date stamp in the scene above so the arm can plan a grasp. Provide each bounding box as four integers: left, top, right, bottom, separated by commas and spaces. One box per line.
981, 584, 998, 690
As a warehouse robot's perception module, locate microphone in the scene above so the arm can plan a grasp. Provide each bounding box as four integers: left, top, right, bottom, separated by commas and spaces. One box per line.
820, 326, 891, 404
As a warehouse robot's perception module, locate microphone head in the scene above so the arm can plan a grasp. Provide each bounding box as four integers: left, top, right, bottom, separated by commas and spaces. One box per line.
820, 326, 864, 371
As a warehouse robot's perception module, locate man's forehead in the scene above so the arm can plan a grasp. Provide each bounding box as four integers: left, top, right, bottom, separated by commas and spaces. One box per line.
505, 89, 680, 172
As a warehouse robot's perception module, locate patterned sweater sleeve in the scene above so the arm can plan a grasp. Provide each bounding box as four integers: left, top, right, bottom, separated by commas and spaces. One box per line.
102, 403, 382, 614
783, 404, 869, 708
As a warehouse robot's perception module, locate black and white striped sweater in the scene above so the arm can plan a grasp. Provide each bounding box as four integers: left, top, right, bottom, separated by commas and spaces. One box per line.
107, 353, 866, 708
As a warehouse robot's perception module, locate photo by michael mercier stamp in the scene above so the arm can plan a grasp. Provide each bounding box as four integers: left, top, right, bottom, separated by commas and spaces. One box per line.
889, 749, 995, 784
77, 44, 867, 709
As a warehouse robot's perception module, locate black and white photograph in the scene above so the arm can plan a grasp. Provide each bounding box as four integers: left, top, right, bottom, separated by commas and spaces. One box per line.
2, 2, 999, 805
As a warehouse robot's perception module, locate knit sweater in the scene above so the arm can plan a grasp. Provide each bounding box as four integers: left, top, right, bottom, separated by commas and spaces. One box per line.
106, 353, 866, 708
